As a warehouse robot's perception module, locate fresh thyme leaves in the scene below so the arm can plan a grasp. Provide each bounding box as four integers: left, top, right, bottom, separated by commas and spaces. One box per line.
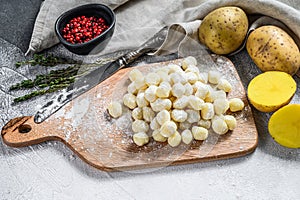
11, 54, 83, 103
15, 54, 81, 67
11, 54, 115, 103
12, 84, 70, 103
10, 65, 80, 91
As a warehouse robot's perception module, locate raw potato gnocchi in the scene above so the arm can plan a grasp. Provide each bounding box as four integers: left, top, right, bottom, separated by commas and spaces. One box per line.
192, 126, 209, 140
171, 109, 188, 122
107, 101, 123, 118
123, 93, 137, 109
133, 132, 149, 146
108, 56, 245, 147
181, 129, 193, 144
132, 119, 149, 133
229, 98, 245, 112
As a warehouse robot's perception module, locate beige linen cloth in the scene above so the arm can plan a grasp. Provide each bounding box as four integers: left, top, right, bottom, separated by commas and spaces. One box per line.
26, 0, 300, 56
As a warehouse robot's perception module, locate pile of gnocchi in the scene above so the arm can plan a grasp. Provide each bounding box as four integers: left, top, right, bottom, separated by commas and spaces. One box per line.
107, 56, 244, 147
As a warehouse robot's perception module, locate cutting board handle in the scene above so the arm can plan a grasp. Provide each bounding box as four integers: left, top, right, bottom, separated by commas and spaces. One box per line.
1, 116, 63, 147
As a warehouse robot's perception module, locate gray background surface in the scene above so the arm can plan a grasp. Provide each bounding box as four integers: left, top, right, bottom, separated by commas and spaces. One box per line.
0, 0, 299, 199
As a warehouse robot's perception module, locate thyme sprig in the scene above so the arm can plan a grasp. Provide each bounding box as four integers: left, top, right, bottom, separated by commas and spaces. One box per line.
15, 54, 81, 67
10, 64, 81, 90
13, 84, 70, 103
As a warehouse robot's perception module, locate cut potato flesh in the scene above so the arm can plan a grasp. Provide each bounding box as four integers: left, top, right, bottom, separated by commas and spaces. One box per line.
247, 71, 296, 112
268, 104, 300, 148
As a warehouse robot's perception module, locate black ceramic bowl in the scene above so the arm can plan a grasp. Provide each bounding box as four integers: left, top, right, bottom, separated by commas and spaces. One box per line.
55, 4, 115, 55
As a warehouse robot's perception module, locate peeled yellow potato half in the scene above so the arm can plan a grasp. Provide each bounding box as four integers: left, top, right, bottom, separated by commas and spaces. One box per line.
247, 71, 296, 112
268, 104, 300, 148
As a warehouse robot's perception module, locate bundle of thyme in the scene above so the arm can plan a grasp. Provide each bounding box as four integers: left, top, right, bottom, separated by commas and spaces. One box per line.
10, 54, 100, 103
10, 49, 127, 103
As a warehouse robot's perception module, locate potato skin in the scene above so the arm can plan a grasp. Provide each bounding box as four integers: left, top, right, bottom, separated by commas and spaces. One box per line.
246, 25, 300, 75
198, 6, 248, 55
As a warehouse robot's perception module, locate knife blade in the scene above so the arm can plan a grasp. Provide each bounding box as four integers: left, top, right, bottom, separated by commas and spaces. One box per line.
34, 26, 169, 123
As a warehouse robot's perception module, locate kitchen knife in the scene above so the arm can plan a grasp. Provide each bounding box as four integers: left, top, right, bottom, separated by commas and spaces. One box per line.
34, 26, 169, 123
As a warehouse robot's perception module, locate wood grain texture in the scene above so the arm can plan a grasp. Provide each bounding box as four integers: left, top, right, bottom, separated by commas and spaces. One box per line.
1, 55, 258, 171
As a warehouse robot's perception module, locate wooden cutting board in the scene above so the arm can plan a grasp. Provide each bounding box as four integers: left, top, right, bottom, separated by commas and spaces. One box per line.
1, 55, 258, 171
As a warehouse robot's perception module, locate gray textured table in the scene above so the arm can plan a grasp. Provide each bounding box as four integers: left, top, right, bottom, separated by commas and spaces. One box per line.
0, 1, 299, 199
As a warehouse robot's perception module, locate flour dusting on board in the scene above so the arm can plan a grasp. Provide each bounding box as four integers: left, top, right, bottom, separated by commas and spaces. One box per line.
67, 98, 90, 129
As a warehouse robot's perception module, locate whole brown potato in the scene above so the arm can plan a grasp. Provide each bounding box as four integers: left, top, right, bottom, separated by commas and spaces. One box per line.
198, 6, 248, 55
246, 25, 300, 75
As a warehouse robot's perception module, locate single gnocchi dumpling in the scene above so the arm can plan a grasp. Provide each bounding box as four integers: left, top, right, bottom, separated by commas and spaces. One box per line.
185, 64, 200, 74
172, 82, 186, 98
160, 121, 177, 137
142, 107, 155, 122
201, 102, 215, 120
152, 130, 167, 142
129, 69, 143, 82
132, 119, 149, 133
213, 98, 229, 115
132, 107, 143, 120
182, 56, 197, 70
213, 90, 227, 101
150, 98, 172, 112
168, 64, 183, 74
229, 98, 245, 112
208, 70, 222, 84
184, 83, 194, 96
185, 72, 198, 84
189, 95, 204, 110
145, 72, 161, 86
134, 78, 147, 91
144, 85, 158, 103
156, 70, 170, 82
197, 119, 211, 129
192, 126, 208, 140
123, 93, 137, 109
136, 92, 149, 107
193, 81, 207, 93
186, 109, 201, 123
168, 131, 182, 147
179, 121, 192, 130
224, 115, 237, 130
127, 82, 138, 94
194, 84, 209, 100
156, 110, 171, 125
156, 81, 172, 98
181, 129, 193, 144
150, 117, 161, 130
133, 132, 149, 146
211, 116, 228, 135
217, 78, 232, 92
171, 109, 188, 122
107, 101, 123, 118
170, 72, 187, 85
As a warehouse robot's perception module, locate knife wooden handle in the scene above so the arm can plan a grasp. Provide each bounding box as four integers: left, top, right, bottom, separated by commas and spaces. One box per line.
1, 116, 65, 147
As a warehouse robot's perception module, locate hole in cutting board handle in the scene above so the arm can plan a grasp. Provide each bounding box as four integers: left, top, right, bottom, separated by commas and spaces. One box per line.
18, 124, 32, 133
